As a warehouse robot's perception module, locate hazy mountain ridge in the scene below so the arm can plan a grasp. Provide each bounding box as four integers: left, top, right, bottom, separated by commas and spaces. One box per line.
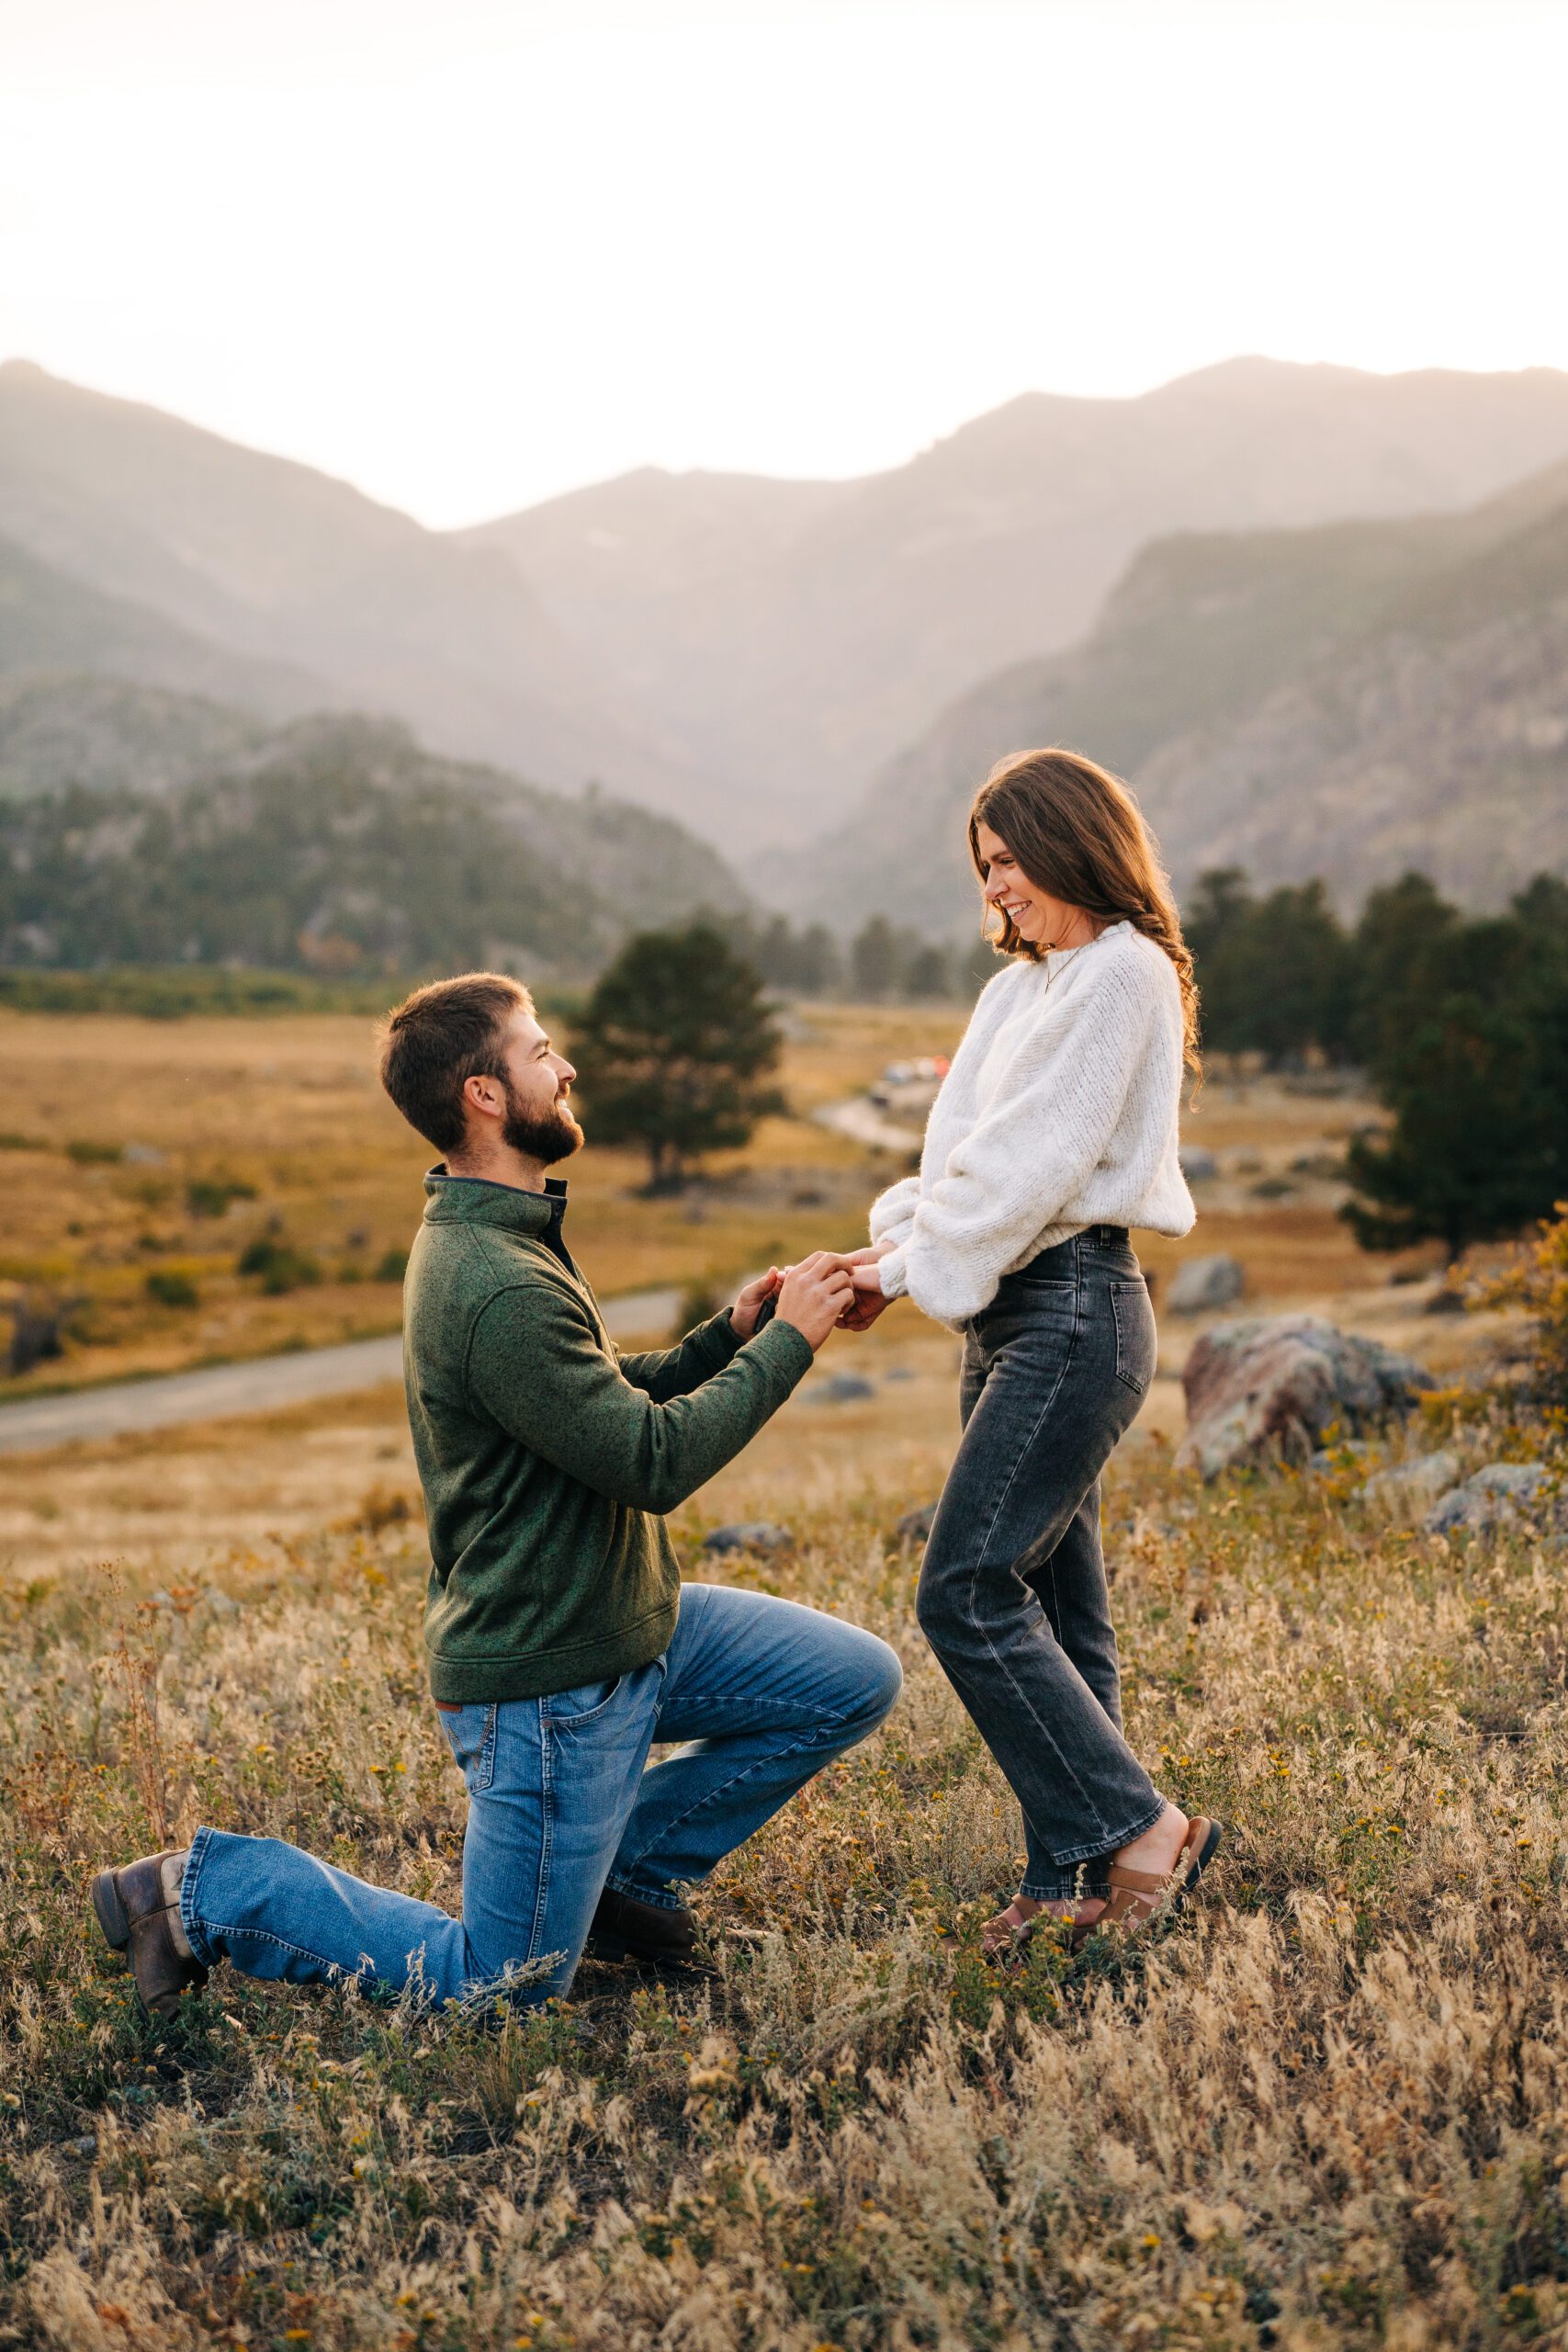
0, 529, 325, 719
0, 706, 749, 974
0, 361, 711, 822
10, 353, 1568, 890
465, 357, 1568, 847
784, 458, 1568, 931
0, 675, 272, 800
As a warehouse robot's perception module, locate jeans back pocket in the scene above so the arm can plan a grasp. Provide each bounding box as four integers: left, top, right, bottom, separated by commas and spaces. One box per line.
1110, 1279, 1156, 1396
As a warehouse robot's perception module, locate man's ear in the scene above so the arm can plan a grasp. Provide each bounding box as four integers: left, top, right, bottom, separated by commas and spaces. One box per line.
462, 1072, 502, 1122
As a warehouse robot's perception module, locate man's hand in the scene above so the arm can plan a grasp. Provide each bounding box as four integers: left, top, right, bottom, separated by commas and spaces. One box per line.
838, 1259, 894, 1331
773, 1251, 857, 1350
813, 1239, 897, 1330
729, 1266, 783, 1340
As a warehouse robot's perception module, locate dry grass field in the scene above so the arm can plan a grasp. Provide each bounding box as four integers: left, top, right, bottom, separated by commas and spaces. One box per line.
5, 1335, 1568, 2350
7, 1002, 1565, 2350
0, 997, 1439, 1404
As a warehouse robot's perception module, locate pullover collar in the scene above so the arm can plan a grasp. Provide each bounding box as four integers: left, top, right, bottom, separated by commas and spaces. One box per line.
422, 1169, 574, 1264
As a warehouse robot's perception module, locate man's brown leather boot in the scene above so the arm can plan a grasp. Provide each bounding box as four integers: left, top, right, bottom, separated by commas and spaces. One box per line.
586, 1886, 716, 1980
91, 1850, 208, 2020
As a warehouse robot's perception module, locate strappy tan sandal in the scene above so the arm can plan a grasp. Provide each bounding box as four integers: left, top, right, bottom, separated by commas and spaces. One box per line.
982, 1896, 1103, 1965
982, 1900, 1035, 1963
1077, 1815, 1223, 1949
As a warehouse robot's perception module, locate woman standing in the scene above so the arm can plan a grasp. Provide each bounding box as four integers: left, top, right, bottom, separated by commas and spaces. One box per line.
847, 749, 1219, 1954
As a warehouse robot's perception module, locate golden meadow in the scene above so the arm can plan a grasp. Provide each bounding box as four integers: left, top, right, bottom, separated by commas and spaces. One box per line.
3, 1002, 1562, 2351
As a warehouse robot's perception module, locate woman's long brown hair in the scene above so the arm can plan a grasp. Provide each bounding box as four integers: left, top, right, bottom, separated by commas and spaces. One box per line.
968, 747, 1201, 1073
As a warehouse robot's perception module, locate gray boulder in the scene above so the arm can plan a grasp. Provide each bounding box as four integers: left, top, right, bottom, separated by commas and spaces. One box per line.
1177, 1313, 1433, 1479
1425, 1487, 1491, 1535
808, 1374, 876, 1405
1178, 1145, 1219, 1182
1359, 1449, 1461, 1512
895, 1503, 939, 1544
1424, 1461, 1551, 1537
1470, 1463, 1548, 1499
1166, 1253, 1246, 1315
702, 1521, 795, 1556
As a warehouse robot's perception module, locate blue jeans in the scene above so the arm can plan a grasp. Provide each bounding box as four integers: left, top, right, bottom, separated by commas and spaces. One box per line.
179, 1584, 901, 2007
917, 1227, 1164, 1902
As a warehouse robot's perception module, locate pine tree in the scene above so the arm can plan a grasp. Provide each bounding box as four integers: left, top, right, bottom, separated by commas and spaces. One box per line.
570, 923, 784, 1192
851, 915, 900, 1001
1342, 902, 1568, 1261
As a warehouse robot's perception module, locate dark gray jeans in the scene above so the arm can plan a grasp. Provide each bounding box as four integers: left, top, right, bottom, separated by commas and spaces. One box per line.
917, 1225, 1164, 1901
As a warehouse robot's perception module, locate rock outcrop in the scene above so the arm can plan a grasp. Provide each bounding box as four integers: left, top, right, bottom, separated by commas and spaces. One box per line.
701, 1521, 795, 1556
1423, 1461, 1560, 1537
1166, 1254, 1246, 1315
1177, 1314, 1432, 1479
1358, 1450, 1461, 1512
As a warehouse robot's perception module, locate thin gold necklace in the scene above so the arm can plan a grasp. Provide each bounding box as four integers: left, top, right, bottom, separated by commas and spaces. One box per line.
1041, 918, 1101, 985
1041, 940, 1091, 991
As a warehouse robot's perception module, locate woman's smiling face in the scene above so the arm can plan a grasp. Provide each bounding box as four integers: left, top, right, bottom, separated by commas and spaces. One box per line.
975, 820, 1094, 950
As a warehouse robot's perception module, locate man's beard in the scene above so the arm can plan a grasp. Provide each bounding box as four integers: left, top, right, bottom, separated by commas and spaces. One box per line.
502, 1079, 582, 1167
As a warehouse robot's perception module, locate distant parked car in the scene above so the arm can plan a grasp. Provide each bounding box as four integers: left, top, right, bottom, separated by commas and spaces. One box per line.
869, 1054, 951, 1113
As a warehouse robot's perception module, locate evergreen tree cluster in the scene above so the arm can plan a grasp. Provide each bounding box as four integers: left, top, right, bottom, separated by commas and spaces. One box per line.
721, 910, 998, 1001
1189, 865, 1568, 1260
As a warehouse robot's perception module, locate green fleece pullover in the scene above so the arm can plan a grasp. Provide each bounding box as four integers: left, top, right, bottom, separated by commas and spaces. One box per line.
402, 1170, 814, 1702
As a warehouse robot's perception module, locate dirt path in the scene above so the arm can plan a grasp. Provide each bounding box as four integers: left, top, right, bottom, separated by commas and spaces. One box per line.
0, 1285, 682, 1455
813, 1095, 921, 1154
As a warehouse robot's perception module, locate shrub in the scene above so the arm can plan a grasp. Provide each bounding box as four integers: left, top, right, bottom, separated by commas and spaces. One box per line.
373, 1247, 409, 1283
144, 1269, 199, 1309
1483, 1203, 1568, 1409
186, 1177, 258, 1218
237, 1237, 322, 1295
5, 1291, 68, 1375
63, 1139, 121, 1166
671, 1280, 723, 1339
345, 1481, 420, 1532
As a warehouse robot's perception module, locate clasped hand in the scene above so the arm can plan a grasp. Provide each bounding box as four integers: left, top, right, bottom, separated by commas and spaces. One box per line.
729, 1243, 893, 1345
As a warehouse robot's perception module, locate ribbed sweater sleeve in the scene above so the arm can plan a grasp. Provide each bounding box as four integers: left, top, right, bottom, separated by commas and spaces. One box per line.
867, 1174, 921, 1250
876, 945, 1160, 1325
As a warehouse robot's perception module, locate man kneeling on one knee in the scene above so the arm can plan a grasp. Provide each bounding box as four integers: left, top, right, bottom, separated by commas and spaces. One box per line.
93, 971, 902, 2015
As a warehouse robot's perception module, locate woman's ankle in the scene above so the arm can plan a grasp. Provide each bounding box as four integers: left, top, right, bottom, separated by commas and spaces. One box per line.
1111, 1802, 1189, 1876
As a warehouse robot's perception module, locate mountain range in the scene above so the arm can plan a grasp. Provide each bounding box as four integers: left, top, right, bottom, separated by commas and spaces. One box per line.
0, 360, 705, 824
790, 455, 1568, 931
465, 357, 1568, 847
4, 353, 1568, 937
9, 355, 1568, 858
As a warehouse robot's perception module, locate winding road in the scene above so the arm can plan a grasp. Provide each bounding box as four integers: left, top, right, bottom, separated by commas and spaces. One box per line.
0, 1091, 907, 1456
0, 1284, 682, 1455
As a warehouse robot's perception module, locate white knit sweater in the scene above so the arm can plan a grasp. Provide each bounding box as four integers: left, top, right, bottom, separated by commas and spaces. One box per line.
870, 922, 1195, 1326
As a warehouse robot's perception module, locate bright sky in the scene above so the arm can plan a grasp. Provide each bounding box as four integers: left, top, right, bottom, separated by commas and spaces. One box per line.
3, 0, 1565, 527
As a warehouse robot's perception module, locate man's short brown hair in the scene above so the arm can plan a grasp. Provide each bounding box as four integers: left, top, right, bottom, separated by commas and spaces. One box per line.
378, 972, 534, 1153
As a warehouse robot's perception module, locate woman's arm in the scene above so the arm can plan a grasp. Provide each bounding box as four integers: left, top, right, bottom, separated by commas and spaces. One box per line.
867, 1174, 920, 1251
